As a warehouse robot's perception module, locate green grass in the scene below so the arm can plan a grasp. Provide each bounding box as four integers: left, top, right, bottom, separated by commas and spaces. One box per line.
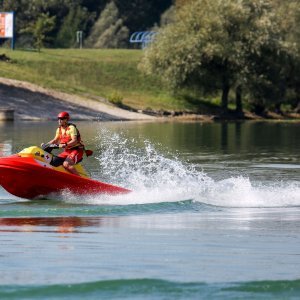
0, 48, 214, 112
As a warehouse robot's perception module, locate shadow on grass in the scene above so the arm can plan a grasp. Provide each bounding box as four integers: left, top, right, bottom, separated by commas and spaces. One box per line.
180, 94, 222, 114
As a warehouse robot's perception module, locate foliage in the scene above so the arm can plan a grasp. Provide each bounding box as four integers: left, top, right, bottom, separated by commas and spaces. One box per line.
159, 5, 176, 27
0, 0, 171, 48
275, 0, 300, 112
21, 13, 56, 51
140, 0, 298, 113
55, 5, 94, 48
85, 1, 129, 48
108, 90, 123, 106
114, 0, 172, 33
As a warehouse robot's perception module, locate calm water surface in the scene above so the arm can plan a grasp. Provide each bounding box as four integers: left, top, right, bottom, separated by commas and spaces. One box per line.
0, 121, 299, 299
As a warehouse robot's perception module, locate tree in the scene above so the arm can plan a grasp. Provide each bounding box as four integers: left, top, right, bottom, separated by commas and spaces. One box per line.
244, 0, 300, 114
114, 0, 172, 32
22, 13, 56, 51
141, 0, 292, 114
276, 0, 300, 112
1, 0, 61, 47
85, 1, 129, 48
55, 5, 94, 48
0, 0, 174, 49
159, 5, 176, 27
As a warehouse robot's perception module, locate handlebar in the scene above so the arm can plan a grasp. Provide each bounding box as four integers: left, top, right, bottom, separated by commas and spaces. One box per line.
41, 143, 59, 152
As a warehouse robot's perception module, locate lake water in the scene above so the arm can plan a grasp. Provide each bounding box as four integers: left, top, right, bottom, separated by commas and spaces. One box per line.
0, 121, 299, 299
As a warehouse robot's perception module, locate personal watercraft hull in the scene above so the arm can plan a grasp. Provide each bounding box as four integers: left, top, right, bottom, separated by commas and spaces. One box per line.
0, 156, 131, 199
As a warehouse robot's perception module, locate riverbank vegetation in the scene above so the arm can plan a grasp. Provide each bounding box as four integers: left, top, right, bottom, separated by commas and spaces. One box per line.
0, 0, 299, 118
141, 0, 300, 116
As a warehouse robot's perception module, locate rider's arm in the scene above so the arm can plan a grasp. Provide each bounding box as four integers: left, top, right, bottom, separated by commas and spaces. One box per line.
65, 136, 78, 148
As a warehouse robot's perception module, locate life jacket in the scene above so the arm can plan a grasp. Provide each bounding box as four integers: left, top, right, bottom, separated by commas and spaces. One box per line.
58, 123, 84, 149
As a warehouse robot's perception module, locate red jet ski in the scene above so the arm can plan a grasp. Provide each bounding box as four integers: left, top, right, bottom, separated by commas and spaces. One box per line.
0, 145, 131, 199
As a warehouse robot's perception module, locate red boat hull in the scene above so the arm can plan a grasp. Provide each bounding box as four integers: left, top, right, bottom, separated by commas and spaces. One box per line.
0, 156, 131, 199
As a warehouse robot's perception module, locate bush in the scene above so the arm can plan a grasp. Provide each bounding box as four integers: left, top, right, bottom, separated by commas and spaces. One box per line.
108, 91, 123, 106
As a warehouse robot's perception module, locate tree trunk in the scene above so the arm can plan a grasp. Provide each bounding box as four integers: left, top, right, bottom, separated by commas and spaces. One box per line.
275, 102, 282, 115
235, 85, 243, 115
294, 87, 300, 113
253, 103, 266, 115
295, 100, 300, 113
221, 81, 230, 114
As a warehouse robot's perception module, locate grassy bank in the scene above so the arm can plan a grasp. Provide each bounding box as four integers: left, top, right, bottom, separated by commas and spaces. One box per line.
0, 48, 215, 113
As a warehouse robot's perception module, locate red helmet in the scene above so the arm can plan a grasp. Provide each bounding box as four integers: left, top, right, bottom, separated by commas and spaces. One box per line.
57, 111, 70, 119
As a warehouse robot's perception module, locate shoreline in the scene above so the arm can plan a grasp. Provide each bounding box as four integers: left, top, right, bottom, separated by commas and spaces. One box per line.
0, 77, 156, 121
0, 77, 299, 122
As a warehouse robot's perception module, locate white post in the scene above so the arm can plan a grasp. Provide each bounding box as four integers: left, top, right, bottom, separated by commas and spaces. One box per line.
76, 31, 83, 49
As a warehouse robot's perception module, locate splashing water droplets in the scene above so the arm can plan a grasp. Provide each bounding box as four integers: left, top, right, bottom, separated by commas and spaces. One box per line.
65, 128, 300, 207
96, 129, 210, 193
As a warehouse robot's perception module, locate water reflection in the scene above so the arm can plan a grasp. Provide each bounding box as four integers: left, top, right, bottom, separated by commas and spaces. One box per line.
0, 140, 12, 156
2, 208, 299, 233
0, 216, 120, 233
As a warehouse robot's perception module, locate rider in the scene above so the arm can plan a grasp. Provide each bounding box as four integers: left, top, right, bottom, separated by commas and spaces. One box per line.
44, 111, 84, 176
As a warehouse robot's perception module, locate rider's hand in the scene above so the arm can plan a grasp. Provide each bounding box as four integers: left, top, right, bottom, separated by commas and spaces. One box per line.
59, 143, 66, 148
41, 143, 49, 150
